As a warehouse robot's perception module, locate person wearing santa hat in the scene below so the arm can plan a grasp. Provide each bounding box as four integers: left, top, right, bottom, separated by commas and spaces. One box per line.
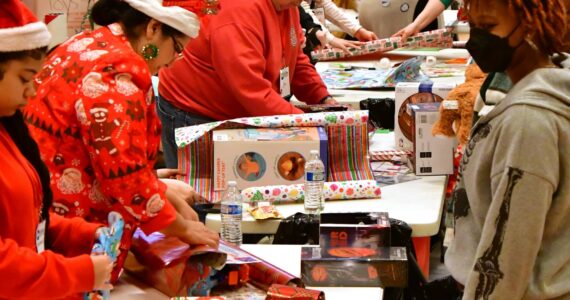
0, 0, 115, 298
23, 0, 220, 283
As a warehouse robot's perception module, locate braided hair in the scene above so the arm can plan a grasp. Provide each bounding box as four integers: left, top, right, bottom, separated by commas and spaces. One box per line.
463, 0, 568, 56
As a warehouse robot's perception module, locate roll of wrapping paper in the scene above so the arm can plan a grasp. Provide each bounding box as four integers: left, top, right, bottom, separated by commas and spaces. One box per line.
311, 28, 453, 61
241, 180, 381, 203
220, 242, 303, 291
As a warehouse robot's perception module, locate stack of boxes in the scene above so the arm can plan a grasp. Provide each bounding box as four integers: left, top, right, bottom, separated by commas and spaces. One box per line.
394, 82, 457, 175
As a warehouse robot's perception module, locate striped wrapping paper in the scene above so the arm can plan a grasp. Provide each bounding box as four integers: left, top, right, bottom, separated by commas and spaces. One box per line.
369, 150, 413, 162
241, 180, 381, 204
311, 28, 453, 61
176, 111, 374, 203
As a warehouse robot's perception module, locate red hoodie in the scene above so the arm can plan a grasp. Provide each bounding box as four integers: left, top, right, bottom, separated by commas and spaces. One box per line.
159, 0, 330, 120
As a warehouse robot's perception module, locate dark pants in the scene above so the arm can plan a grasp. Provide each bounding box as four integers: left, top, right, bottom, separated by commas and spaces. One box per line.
156, 95, 215, 168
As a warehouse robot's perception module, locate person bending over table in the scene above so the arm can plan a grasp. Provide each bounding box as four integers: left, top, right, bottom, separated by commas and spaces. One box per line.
23, 0, 220, 283
158, 0, 338, 168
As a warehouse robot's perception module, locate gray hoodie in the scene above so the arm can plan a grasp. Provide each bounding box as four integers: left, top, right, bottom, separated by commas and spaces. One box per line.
445, 66, 570, 300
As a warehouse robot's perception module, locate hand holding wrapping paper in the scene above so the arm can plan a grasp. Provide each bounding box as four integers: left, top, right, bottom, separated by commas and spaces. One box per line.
241, 180, 381, 203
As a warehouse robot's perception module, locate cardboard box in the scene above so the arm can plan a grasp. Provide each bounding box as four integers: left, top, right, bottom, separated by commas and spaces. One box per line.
213, 127, 328, 191
319, 212, 391, 249
300, 246, 408, 287
394, 82, 456, 150
410, 103, 457, 175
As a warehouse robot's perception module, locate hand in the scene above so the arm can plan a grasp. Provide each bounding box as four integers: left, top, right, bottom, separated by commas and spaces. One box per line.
91, 254, 113, 290
162, 178, 201, 221
322, 97, 339, 105
392, 22, 420, 42
156, 168, 183, 179
328, 38, 364, 55
178, 220, 220, 248
354, 28, 378, 42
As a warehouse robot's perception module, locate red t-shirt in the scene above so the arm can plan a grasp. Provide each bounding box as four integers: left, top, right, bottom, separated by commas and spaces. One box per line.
159, 0, 330, 120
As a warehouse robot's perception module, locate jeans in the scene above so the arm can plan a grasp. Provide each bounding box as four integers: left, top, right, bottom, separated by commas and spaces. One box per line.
156, 94, 214, 168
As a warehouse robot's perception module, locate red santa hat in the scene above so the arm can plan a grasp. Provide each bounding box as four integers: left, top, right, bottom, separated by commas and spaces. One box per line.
122, 0, 220, 38
0, 0, 51, 52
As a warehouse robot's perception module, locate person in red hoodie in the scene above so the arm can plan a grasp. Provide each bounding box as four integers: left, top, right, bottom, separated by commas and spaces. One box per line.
0, 1, 113, 298
158, 0, 338, 168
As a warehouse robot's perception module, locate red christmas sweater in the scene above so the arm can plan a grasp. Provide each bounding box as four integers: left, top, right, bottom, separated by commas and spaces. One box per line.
0, 124, 100, 299
159, 0, 330, 120
23, 24, 177, 270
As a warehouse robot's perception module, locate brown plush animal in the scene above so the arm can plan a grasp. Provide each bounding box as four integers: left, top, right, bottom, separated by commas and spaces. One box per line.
432, 64, 487, 145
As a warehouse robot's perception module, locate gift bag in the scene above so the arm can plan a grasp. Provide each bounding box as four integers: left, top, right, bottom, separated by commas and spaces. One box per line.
176, 111, 374, 203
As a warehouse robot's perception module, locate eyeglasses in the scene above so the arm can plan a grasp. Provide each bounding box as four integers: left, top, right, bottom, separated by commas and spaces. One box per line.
171, 36, 184, 57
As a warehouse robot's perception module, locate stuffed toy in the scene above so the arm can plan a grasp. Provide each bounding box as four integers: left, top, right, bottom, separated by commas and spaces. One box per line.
432, 64, 487, 145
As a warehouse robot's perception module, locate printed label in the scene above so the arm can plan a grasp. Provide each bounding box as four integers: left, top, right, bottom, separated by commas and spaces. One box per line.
306, 171, 325, 182
221, 204, 243, 215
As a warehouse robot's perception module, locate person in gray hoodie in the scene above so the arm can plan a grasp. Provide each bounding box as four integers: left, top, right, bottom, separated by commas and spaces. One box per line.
443, 0, 570, 299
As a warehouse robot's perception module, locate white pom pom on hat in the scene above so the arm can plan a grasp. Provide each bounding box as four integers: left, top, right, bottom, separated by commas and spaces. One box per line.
0, 0, 51, 52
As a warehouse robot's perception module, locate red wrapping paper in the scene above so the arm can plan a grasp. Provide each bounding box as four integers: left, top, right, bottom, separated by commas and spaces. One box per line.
266, 284, 325, 300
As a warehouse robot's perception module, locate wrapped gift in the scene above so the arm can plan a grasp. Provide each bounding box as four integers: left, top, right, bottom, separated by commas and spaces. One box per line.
311, 28, 453, 61
176, 111, 373, 202
240, 180, 381, 204
124, 230, 227, 297
266, 284, 325, 300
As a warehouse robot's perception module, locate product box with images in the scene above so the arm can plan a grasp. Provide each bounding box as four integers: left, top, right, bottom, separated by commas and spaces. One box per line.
213, 127, 328, 191
300, 246, 408, 287
395, 82, 455, 150
410, 102, 457, 175
319, 212, 391, 250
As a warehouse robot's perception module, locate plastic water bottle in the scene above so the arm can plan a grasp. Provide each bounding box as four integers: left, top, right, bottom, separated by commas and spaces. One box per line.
221, 181, 243, 245
304, 150, 325, 214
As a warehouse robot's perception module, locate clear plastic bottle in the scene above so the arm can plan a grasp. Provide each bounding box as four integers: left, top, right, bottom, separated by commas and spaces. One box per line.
304, 150, 325, 214
220, 181, 243, 245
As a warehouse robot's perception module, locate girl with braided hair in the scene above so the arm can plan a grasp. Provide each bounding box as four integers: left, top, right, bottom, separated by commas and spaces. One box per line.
442, 0, 570, 299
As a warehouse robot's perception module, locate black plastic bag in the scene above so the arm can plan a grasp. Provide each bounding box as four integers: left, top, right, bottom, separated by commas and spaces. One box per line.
360, 98, 395, 130
273, 213, 320, 245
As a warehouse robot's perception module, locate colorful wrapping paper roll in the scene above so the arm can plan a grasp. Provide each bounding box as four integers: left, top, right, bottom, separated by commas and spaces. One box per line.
241, 180, 381, 203
311, 28, 453, 61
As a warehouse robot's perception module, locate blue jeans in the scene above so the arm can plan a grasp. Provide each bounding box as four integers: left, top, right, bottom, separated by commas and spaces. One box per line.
156, 95, 214, 168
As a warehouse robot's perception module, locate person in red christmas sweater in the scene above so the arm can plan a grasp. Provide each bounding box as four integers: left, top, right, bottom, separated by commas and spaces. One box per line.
23, 0, 219, 282
0, 1, 113, 298
157, 0, 338, 168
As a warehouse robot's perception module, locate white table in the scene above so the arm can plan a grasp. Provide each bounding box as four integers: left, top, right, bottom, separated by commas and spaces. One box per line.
206, 175, 446, 238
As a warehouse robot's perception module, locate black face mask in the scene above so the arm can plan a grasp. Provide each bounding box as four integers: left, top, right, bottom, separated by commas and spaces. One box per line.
466, 24, 522, 73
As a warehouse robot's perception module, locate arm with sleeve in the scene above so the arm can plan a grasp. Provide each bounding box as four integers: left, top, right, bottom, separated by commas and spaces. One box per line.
462, 111, 558, 299
0, 237, 94, 299
321, 0, 362, 36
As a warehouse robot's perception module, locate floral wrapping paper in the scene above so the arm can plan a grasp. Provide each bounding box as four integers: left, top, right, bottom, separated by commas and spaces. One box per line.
311, 28, 454, 61
176, 111, 374, 203
241, 180, 381, 203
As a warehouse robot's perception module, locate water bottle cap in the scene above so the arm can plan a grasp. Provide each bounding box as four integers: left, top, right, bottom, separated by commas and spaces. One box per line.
310, 150, 319, 154
228, 181, 237, 186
